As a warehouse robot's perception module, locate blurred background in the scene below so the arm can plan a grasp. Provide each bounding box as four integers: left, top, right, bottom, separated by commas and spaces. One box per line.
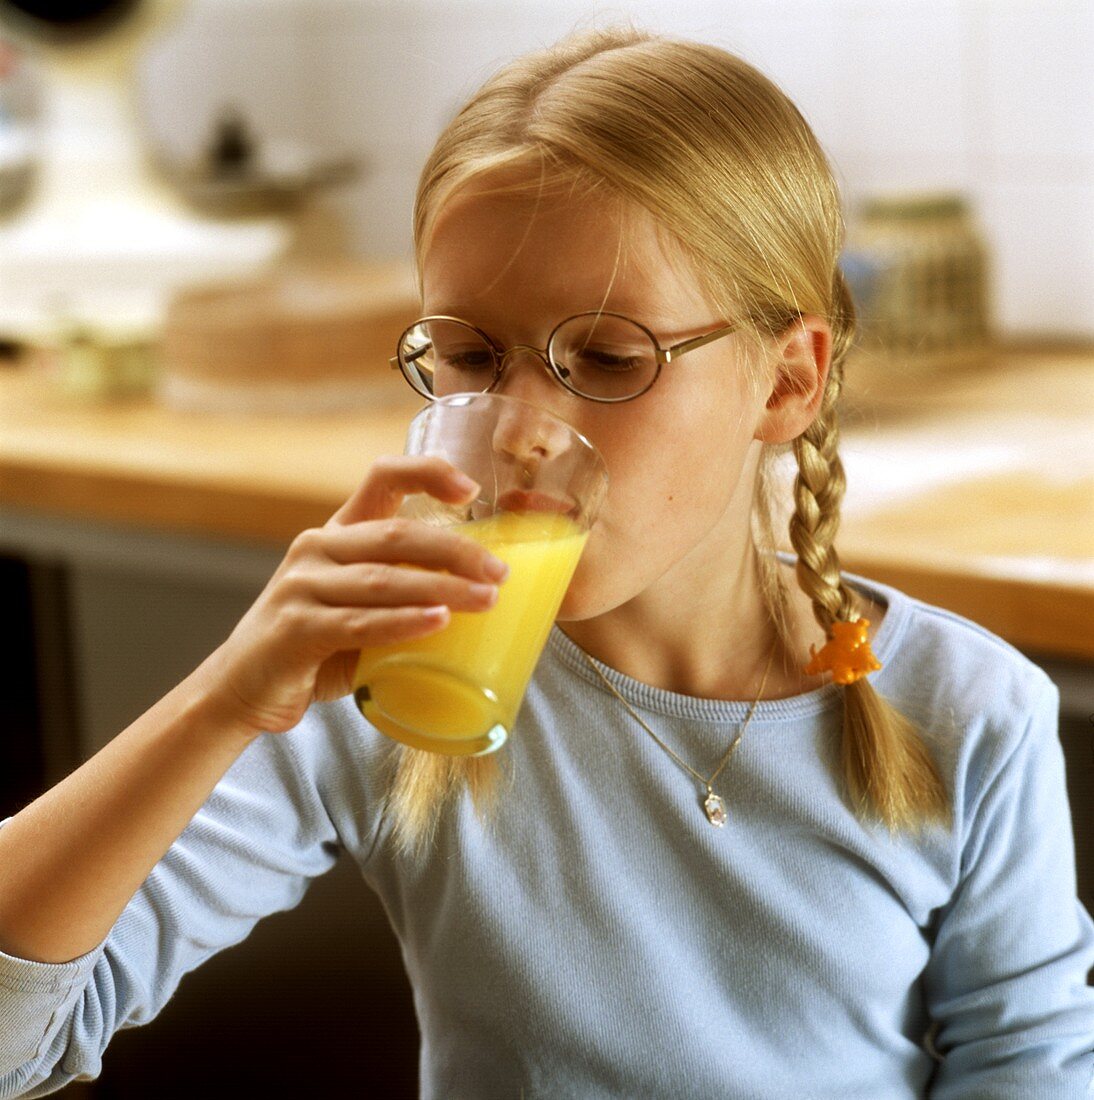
1, 0, 1091, 1095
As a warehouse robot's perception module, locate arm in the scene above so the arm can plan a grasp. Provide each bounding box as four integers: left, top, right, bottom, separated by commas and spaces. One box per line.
0, 699, 345, 1099
0, 658, 259, 967
0, 456, 507, 1097
923, 677, 1094, 1098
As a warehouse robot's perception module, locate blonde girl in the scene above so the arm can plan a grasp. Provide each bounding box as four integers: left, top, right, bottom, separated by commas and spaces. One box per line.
1, 24, 1091, 1099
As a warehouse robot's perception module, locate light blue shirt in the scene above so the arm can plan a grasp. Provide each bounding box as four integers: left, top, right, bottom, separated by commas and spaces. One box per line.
2, 568, 1093, 1098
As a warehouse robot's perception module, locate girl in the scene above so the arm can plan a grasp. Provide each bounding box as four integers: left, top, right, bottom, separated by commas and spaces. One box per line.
1, 25, 1091, 1099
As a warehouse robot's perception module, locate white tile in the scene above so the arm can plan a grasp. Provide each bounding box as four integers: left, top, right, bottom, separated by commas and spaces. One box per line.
291, 0, 394, 37
184, 0, 303, 40
977, 182, 1094, 336
835, 4, 969, 161
640, 0, 839, 21
601, 0, 754, 34
313, 0, 843, 159
136, 36, 202, 161
316, 12, 492, 153
332, 153, 419, 259
406, 0, 607, 91
227, 36, 321, 137
971, 0, 1094, 167
841, 150, 978, 206
312, 0, 856, 253
137, 7, 324, 158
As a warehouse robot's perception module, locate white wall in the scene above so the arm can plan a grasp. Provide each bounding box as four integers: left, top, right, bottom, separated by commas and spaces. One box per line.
137, 0, 1094, 337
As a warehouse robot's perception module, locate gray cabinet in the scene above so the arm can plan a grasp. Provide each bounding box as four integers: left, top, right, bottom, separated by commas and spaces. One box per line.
0, 507, 419, 1097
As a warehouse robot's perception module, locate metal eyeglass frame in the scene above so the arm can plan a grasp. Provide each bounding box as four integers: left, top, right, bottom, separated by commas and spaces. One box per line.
390, 310, 739, 404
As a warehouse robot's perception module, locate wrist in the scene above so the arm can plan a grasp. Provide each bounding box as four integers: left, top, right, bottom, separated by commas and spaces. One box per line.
184, 650, 270, 749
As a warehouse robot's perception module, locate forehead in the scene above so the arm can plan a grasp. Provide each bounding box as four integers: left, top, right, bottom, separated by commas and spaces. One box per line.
420, 184, 710, 325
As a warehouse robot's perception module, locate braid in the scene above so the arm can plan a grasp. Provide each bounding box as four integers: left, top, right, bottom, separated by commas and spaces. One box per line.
788, 358, 858, 632
784, 272, 951, 836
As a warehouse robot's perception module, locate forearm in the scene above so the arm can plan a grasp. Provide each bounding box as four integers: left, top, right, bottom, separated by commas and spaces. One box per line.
0, 650, 262, 965
0, 458, 490, 969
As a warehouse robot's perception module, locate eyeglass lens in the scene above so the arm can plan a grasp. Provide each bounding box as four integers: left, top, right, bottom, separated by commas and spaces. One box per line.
398, 316, 660, 400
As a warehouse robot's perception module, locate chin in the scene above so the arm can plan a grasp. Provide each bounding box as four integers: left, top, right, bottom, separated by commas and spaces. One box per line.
555, 561, 626, 622
555, 523, 649, 622
555, 579, 597, 622
556, 596, 601, 623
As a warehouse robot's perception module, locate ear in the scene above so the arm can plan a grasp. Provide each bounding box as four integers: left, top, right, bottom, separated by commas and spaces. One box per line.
753, 314, 832, 444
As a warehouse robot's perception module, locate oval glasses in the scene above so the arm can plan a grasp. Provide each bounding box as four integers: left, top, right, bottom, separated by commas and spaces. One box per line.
391, 312, 738, 404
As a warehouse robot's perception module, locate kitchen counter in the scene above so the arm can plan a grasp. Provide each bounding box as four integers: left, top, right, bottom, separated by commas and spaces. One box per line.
2, 345, 1092, 660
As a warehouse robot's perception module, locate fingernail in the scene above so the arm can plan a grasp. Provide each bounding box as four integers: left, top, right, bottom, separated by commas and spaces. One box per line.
469, 582, 498, 602
483, 557, 509, 581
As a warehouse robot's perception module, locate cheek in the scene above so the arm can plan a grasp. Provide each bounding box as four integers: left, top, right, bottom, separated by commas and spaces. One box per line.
598, 410, 738, 538
556, 393, 758, 618
556, 455, 711, 620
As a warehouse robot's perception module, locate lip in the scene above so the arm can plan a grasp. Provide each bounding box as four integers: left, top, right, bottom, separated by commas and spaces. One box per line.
496, 488, 577, 515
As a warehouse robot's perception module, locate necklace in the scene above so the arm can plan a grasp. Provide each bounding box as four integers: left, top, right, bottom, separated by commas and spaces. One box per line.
582, 640, 777, 827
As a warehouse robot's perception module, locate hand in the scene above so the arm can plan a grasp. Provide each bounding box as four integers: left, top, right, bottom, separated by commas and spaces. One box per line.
205, 455, 509, 736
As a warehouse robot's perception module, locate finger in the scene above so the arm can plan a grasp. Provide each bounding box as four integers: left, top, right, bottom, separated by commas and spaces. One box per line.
320, 602, 453, 648
328, 455, 480, 527
309, 562, 499, 613
318, 519, 509, 583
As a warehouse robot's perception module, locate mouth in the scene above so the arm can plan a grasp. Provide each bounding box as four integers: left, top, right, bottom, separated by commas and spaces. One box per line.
496, 488, 577, 516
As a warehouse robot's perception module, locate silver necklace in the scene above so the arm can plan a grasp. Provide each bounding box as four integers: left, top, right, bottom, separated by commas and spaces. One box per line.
582, 641, 777, 827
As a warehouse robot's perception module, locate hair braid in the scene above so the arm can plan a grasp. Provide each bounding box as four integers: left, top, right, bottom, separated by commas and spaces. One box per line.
786, 278, 951, 835
788, 368, 858, 633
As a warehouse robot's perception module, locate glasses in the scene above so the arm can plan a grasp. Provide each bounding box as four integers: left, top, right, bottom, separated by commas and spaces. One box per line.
390, 311, 738, 403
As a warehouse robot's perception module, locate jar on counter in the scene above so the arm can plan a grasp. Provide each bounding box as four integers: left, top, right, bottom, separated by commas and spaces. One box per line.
26, 317, 158, 401
842, 192, 993, 387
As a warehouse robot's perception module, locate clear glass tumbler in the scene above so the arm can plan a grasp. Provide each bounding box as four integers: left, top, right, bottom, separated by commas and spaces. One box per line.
352, 393, 608, 756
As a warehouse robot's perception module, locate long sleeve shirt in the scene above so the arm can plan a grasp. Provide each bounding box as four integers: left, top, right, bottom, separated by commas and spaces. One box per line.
2, 567, 1093, 1098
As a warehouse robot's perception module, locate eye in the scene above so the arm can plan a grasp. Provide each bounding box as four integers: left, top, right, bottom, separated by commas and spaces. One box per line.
439, 347, 495, 371
575, 347, 647, 372
552, 315, 658, 380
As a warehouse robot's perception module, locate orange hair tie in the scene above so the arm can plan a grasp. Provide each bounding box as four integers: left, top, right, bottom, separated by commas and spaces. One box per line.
804, 617, 882, 685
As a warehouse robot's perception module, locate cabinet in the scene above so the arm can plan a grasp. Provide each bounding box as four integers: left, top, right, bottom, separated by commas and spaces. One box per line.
0, 508, 420, 1098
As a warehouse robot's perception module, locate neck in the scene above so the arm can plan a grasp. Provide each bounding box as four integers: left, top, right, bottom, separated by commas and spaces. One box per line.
559, 539, 798, 702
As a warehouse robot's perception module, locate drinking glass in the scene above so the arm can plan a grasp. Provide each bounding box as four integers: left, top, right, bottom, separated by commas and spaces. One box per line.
352, 392, 608, 755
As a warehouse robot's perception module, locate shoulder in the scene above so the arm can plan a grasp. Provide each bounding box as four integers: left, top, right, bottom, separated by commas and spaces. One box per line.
843, 568, 1059, 794
863, 572, 1054, 716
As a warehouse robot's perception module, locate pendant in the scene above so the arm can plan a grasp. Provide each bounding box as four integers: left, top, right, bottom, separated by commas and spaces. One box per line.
703, 790, 728, 827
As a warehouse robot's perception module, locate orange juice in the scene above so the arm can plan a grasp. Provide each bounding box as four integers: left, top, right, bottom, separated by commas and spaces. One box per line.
352, 510, 589, 755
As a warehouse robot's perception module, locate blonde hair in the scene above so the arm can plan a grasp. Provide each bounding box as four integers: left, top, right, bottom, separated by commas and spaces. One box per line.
383, 25, 952, 857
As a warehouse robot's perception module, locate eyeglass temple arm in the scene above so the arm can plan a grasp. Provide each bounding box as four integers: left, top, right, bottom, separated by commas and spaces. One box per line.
390, 343, 433, 370
660, 323, 737, 363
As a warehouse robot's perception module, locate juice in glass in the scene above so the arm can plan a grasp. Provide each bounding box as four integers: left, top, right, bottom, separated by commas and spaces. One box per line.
352, 508, 588, 755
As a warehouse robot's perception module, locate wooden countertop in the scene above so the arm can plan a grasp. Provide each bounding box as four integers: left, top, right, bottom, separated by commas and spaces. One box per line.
2, 345, 1092, 660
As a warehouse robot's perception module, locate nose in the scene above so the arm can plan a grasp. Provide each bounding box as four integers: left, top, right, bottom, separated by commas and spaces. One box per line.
489, 358, 575, 472
487, 347, 569, 456
492, 345, 560, 403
